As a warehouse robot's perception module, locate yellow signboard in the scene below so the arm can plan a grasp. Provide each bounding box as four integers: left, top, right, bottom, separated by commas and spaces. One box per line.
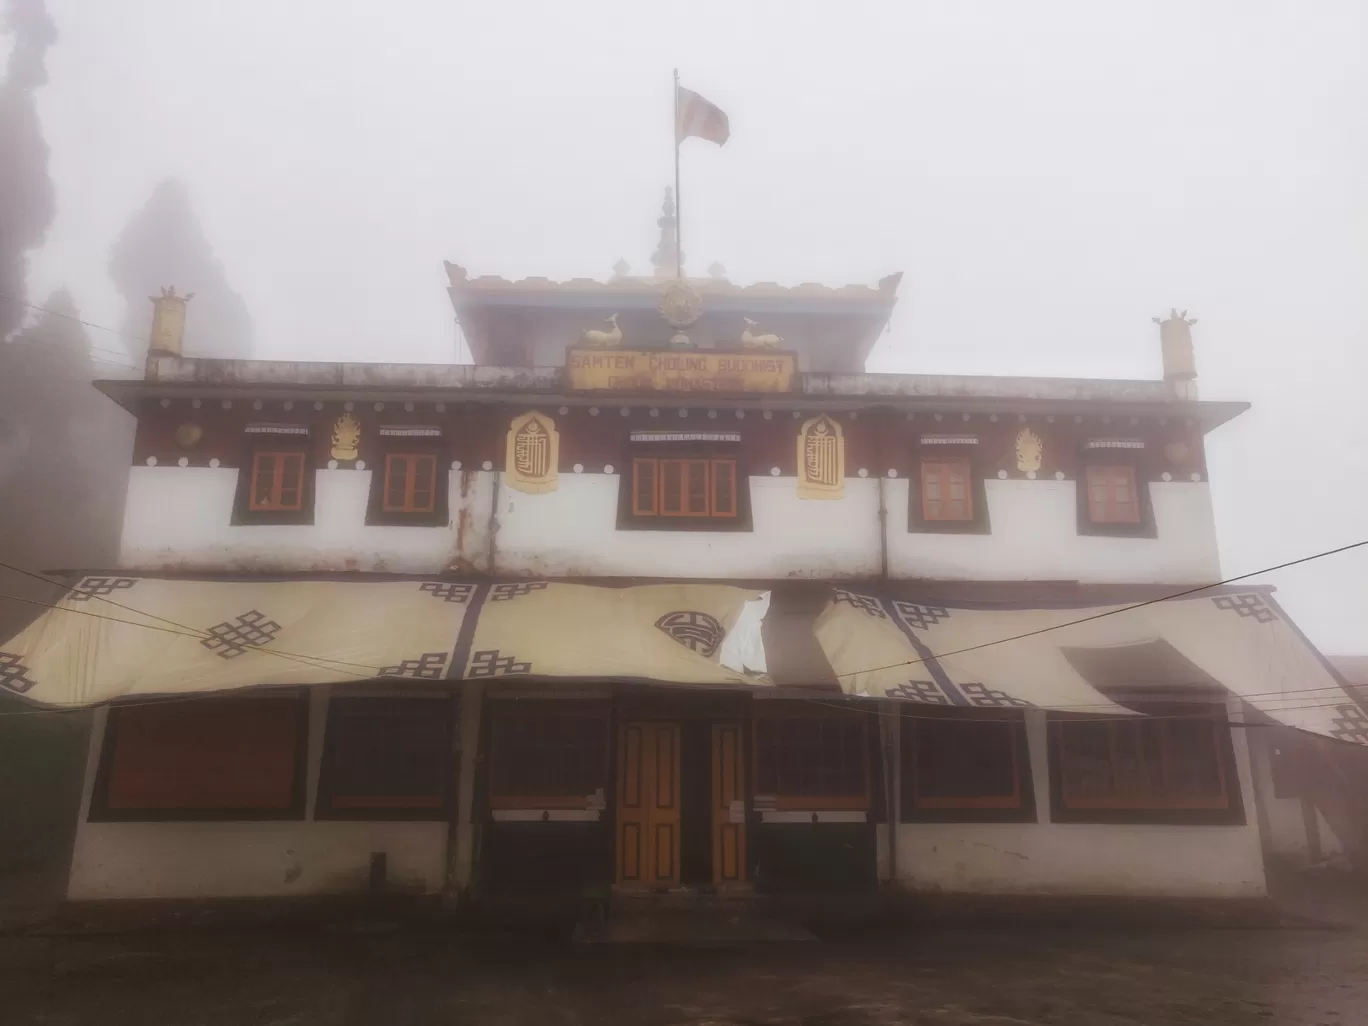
566, 349, 796, 393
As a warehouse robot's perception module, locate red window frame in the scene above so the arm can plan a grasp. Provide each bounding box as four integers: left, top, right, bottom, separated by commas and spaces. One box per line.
1054, 714, 1231, 811
382, 453, 438, 513
907, 715, 1024, 810
752, 706, 870, 810
631, 457, 737, 519
1085, 464, 1140, 524
249, 451, 305, 511
318, 697, 451, 817
487, 702, 611, 809
95, 695, 307, 819
920, 458, 973, 521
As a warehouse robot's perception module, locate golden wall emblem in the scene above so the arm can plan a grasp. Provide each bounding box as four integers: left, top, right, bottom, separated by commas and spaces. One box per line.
331, 413, 361, 462
1014, 427, 1043, 473
506, 411, 560, 494
797, 415, 845, 499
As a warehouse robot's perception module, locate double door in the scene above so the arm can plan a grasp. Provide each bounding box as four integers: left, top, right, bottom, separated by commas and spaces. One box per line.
615, 721, 746, 887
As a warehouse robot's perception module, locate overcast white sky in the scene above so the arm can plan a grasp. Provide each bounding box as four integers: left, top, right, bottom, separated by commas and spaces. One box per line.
22, 1, 1368, 652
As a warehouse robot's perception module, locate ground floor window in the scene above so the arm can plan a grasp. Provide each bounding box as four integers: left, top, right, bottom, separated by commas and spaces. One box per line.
92, 693, 308, 821
753, 704, 869, 810
316, 696, 453, 819
486, 701, 611, 809
1049, 705, 1243, 824
901, 709, 1035, 822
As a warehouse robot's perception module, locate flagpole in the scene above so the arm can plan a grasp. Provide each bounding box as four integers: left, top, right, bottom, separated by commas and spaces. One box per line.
673, 67, 682, 280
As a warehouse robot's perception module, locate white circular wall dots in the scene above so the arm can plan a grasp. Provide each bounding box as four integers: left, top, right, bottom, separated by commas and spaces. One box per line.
435, 403, 446, 413
314, 401, 324, 411
253, 400, 263, 411
589, 407, 600, 417
177, 457, 189, 467
679, 408, 688, 418
355, 460, 366, 471
327, 459, 339, 470
451, 460, 462, 471
573, 463, 584, 473
858, 468, 869, 478
848, 411, 858, 420
1161, 472, 1172, 482
604, 464, 615, 475
221, 400, 232, 409
1054, 471, 1065, 481
283, 401, 294, 412
763, 410, 773, 420
159, 398, 170, 408
961, 413, 970, 422
933, 413, 943, 422
886, 469, 898, 478
793, 411, 802, 419
344, 401, 355, 411
405, 402, 415, 412
649, 408, 659, 418
145, 456, 157, 466
373, 402, 384, 412
191, 398, 202, 409
482, 460, 493, 471
735, 410, 746, 419
707, 409, 717, 419
620, 407, 630, 417
989, 414, 998, 423
997, 469, 1008, 479
770, 467, 781, 477
1045, 415, 1054, 424
559, 406, 569, 415
209, 458, 220, 469
1026, 470, 1036, 480
1190, 472, 1202, 482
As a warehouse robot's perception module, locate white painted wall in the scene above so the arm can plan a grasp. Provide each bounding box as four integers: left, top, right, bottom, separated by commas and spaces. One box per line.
66, 693, 450, 901
879, 706, 1267, 898
495, 473, 881, 578
885, 478, 1221, 584
119, 467, 1219, 583
119, 466, 495, 574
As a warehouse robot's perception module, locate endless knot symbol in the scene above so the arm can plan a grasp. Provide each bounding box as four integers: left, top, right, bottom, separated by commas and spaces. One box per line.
655, 611, 725, 659
71, 577, 138, 601
200, 610, 282, 659
961, 682, 1032, 708
884, 680, 950, 704
379, 652, 449, 680
0, 652, 37, 695
490, 582, 549, 602
833, 590, 886, 619
1210, 594, 1278, 624
418, 582, 476, 604
468, 650, 531, 678
1329, 704, 1368, 745
891, 601, 951, 631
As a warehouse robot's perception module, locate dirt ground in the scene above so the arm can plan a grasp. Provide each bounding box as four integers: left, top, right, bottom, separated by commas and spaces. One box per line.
2, 920, 1367, 1026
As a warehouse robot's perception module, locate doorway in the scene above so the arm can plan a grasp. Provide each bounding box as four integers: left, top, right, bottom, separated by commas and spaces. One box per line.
616, 720, 746, 888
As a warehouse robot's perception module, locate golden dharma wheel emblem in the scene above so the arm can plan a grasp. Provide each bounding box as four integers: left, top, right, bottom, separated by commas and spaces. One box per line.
659, 280, 703, 329
173, 422, 202, 449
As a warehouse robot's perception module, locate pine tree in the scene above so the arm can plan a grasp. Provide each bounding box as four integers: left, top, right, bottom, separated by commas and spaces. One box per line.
0, 0, 57, 342
110, 178, 254, 362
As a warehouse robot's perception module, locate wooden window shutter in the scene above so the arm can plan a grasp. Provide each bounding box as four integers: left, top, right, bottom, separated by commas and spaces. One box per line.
633, 458, 659, 516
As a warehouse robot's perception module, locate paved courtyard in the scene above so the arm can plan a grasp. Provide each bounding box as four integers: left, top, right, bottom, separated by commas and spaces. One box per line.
3, 918, 1368, 1025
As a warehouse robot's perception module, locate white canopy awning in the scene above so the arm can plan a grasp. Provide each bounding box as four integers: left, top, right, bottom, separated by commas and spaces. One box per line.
816, 587, 1367, 744
0, 576, 772, 707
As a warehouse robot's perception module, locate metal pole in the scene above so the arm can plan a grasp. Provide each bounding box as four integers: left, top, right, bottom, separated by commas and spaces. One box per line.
673, 68, 682, 279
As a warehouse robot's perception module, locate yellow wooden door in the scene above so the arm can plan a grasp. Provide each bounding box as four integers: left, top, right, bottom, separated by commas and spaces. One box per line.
617, 721, 681, 887
711, 723, 747, 884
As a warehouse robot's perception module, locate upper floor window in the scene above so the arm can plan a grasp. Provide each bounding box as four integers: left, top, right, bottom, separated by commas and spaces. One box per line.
250, 451, 305, 511
909, 442, 991, 535
623, 455, 747, 529
1084, 464, 1139, 524
234, 442, 314, 525
365, 442, 448, 527
920, 458, 972, 521
383, 453, 438, 514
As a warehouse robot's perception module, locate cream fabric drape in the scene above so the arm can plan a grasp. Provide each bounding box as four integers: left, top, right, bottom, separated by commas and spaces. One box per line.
818, 588, 1366, 743
0, 577, 771, 707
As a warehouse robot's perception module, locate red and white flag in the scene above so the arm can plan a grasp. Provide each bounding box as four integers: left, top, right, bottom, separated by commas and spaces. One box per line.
676, 86, 730, 147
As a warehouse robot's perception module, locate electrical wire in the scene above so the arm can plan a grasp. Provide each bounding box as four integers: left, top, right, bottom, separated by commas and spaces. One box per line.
826, 539, 1368, 682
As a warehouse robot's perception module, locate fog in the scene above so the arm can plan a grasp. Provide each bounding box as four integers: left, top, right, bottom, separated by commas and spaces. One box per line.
15, 0, 1368, 651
